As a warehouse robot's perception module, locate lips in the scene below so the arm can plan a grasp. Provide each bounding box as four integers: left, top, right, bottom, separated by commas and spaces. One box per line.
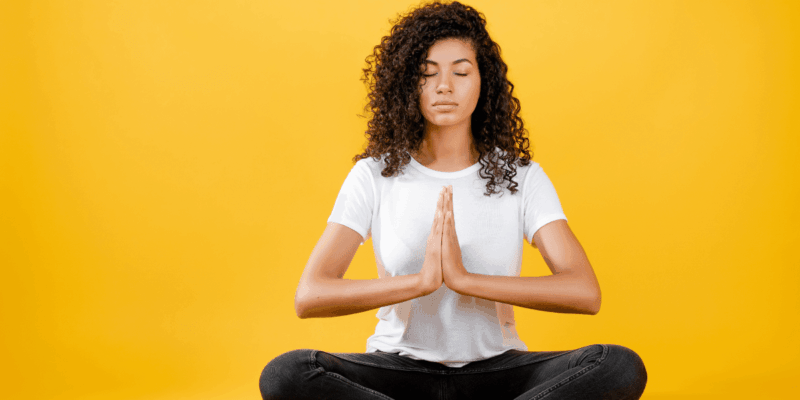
433, 101, 458, 106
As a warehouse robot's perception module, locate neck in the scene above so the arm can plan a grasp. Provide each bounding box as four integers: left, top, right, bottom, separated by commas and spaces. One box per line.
412, 121, 479, 167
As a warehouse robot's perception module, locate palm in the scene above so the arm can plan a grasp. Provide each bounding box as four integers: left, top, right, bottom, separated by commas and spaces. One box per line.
442, 186, 467, 286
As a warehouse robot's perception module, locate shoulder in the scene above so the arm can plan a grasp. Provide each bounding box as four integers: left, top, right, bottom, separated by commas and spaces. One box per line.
347, 155, 391, 196
353, 152, 409, 179
490, 147, 543, 175
510, 155, 544, 189
353, 154, 387, 178
355, 154, 384, 168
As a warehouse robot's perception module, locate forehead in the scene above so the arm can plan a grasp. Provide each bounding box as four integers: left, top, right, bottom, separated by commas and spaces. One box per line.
424, 38, 476, 63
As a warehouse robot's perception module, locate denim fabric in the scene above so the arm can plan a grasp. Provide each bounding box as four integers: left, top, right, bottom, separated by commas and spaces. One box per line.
260, 343, 647, 399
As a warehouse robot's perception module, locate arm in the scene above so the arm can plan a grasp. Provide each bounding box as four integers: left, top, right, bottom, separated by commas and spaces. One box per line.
440, 186, 600, 315
446, 218, 601, 315
298, 187, 448, 319
296, 274, 426, 319
296, 187, 450, 318
442, 186, 600, 315
295, 222, 432, 318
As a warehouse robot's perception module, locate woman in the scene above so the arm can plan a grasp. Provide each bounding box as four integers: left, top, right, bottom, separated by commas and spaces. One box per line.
260, 1, 647, 399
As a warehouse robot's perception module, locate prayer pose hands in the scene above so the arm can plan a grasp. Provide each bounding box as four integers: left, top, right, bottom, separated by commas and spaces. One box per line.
441, 185, 468, 288
419, 185, 468, 296
419, 188, 445, 295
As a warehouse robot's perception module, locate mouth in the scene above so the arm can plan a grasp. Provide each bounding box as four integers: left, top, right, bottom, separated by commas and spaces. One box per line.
433, 102, 458, 106
432, 104, 458, 112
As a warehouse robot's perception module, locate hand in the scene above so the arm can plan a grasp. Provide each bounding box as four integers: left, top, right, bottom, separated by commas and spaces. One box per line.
419, 187, 446, 295
442, 185, 469, 289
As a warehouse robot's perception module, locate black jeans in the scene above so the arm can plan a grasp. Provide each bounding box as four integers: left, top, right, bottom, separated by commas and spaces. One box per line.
260, 344, 647, 399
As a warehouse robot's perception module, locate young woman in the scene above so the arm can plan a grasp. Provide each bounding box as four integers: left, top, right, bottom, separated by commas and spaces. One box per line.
260, 1, 647, 399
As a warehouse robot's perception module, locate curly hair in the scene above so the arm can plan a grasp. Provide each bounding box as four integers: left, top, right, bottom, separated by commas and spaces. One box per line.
353, 0, 533, 197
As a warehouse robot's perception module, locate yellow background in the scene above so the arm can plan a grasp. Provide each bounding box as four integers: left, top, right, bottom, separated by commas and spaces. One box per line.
2, 0, 798, 399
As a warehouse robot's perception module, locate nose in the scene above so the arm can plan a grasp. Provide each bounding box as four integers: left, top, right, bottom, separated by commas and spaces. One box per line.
436, 75, 453, 94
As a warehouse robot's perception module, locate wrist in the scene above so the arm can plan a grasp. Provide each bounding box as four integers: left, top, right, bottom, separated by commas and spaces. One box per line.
446, 267, 471, 294
415, 272, 436, 297
455, 272, 471, 294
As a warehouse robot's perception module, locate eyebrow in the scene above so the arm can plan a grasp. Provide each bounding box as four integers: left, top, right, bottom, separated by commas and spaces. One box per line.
424, 59, 473, 66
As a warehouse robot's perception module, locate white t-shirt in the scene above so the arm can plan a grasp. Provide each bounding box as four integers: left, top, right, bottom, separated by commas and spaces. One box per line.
326, 148, 567, 367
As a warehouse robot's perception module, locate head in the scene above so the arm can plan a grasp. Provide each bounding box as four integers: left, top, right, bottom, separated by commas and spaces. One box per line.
418, 37, 481, 132
354, 0, 532, 197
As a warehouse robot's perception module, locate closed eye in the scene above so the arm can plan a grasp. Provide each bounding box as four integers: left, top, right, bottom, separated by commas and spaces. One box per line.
423, 73, 468, 77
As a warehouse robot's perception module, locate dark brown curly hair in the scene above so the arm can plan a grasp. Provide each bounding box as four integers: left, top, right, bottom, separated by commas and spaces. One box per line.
353, 0, 533, 197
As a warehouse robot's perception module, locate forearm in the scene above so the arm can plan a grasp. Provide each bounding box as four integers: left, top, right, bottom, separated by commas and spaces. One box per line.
295, 274, 425, 318
451, 271, 600, 315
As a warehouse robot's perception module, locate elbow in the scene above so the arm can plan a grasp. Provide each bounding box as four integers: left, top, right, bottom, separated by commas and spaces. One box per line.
575, 273, 601, 315
295, 291, 318, 319
563, 270, 601, 315
294, 283, 312, 319
587, 297, 601, 315
294, 298, 309, 319
295, 277, 332, 319
586, 287, 601, 315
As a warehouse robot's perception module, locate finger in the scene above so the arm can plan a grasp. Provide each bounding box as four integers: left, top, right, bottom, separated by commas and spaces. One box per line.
450, 186, 455, 216
449, 186, 453, 216
432, 190, 443, 230
439, 212, 445, 240
438, 189, 445, 217
438, 188, 446, 234
447, 211, 454, 237
445, 186, 450, 213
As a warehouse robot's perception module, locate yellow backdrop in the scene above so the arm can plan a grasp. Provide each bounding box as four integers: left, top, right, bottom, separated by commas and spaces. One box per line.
2, 0, 798, 399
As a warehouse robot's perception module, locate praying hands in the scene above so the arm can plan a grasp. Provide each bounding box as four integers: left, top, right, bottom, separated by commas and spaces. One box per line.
441, 185, 469, 289
418, 185, 468, 295
418, 185, 600, 315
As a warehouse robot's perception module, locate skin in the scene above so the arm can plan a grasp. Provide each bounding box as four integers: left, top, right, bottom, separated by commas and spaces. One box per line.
411, 38, 481, 171
294, 38, 601, 318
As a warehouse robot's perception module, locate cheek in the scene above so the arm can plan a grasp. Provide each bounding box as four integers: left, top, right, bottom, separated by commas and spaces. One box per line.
419, 86, 429, 100
468, 80, 481, 103
418, 82, 430, 99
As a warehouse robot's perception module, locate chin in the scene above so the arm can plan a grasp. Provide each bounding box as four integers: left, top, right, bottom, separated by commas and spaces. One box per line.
430, 116, 466, 126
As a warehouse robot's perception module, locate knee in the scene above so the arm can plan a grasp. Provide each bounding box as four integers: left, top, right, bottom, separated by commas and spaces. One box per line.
259, 349, 316, 400
602, 344, 648, 399
572, 344, 605, 367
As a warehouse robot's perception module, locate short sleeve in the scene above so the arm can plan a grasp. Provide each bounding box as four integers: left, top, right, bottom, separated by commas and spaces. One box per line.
522, 163, 568, 245
327, 159, 375, 244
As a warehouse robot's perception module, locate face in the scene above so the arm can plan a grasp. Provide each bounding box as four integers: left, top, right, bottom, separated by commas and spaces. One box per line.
418, 38, 481, 129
